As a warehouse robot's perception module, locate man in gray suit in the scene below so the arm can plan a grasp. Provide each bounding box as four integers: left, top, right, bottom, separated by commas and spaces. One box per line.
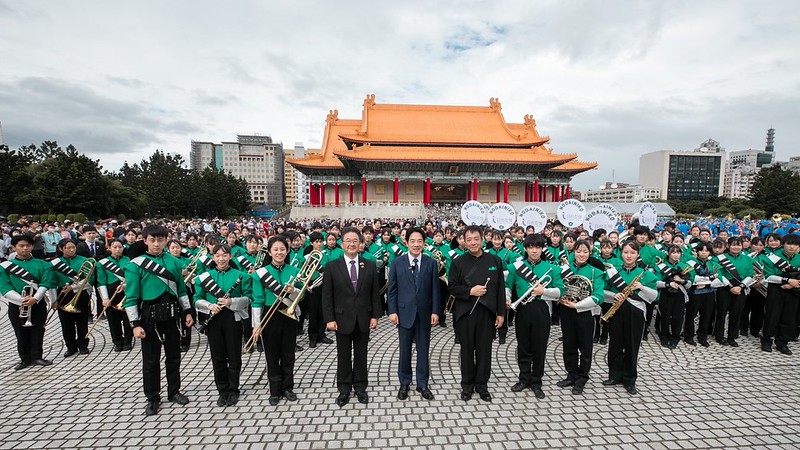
388, 227, 441, 401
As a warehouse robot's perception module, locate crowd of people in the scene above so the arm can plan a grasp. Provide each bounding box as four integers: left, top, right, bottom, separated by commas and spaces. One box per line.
1, 209, 798, 416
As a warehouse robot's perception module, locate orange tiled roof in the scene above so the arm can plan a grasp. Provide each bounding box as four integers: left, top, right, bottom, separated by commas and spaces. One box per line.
334, 145, 576, 165
337, 95, 549, 147
286, 110, 356, 169
548, 160, 598, 173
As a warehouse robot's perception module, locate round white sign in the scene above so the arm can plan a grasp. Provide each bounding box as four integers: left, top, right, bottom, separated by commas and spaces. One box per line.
460, 200, 485, 226
556, 199, 587, 229
488, 203, 517, 230
638, 201, 658, 228
481, 203, 491, 225
584, 206, 618, 234
517, 205, 548, 233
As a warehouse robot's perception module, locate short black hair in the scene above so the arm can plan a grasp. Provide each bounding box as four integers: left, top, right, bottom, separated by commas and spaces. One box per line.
633, 225, 650, 236
142, 224, 169, 239
523, 234, 547, 249
406, 227, 426, 242
464, 225, 483, 238
267, 235, 290, 252
782, 234, 800, 246
695, 242, 714, 253
11, 234, 34, 246
212, 243, 232, 255
309, 231, 323, 243
341, 226, 363, 243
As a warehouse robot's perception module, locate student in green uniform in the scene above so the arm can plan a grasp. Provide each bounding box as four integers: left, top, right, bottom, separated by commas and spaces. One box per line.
713, 236, 754, 347
195, 243, 252, 407
685, 242, 723, 347
52, 238, 94, 356
305, 232, 332, 348
124, 224, 194, 416
167, 239, 194, 352
96, 239, 133, 351
0, 234, 56, 370
655, 245, 693, 349
761, 233, 800, 354
505, 234, 564, 399
251, 235, 302, 405
603, 241, 659, 395
556, 239, 605, 395
594, 239, 622, 345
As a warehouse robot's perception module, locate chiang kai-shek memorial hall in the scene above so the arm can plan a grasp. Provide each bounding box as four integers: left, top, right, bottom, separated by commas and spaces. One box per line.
287, 95, 597, 206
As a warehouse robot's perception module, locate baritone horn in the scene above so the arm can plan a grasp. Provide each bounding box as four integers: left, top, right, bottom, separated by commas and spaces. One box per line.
60, 259, 97, 314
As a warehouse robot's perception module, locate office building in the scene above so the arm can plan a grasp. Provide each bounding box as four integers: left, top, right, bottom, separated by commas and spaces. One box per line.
639, 139, 725, 201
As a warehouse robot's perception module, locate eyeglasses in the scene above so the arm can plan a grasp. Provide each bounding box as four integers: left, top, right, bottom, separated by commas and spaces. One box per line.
343, 239, 360, 244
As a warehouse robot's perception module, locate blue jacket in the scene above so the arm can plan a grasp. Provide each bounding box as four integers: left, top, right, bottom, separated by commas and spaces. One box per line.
387, 253, 441, 329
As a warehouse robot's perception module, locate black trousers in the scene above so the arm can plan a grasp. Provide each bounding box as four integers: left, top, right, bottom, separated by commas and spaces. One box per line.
514, 301, 550, 387
762, 284, 799, 348
57, 291, 90, 351
644, 302, 657, 336
207, 309, 242, 395
107, 306, 133, 347
141, 318, 182, 402
560, 307, 594, 387
335, 319, 370, 395
263, 312, 296, 396
455, 305, 494, 393
744, 290, 766, 337
240, 306, 253, 348
715, 287, 745, 340
658, 290, 685, 344
607, 301, 644, 387
684, 291, 715, 341
498, 286, 517, 338
306, 288, 327, 343
8, 302, 46, 362
437, 279, 449, 326
595, 303, 612, 340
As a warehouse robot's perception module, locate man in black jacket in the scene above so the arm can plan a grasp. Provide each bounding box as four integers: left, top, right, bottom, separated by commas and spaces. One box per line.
322, 227, 381, 407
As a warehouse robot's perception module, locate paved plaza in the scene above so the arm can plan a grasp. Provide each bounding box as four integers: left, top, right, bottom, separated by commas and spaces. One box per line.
1, 303, 799, 450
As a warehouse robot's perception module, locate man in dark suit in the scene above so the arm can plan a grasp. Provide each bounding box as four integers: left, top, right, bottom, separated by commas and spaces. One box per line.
387, 227, 441, 401
322, 227, 381, 407
76, 225, 106, 318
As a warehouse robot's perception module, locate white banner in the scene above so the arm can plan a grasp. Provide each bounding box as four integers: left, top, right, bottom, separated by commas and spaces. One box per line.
638, 202, 658, 228
517, 205, 548, 233
584, 205, 618, 234
488, 203, 516, 230
460, 200, 485, 226
557, 199, 587, 229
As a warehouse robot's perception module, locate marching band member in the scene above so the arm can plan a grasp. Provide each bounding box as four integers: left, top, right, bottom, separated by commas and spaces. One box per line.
448, 225, 506, 402
167, 239, 193, 352
713, 237, 754, 347
195, 243, 252, 407
505, 234, 563, 399
684, 242, 723, 347
251, 235, 302, 405
51, 238, 94, 356
557, 239, 604, 395
655, 245, 692, 349
741, 237, 767, 337
594, 239, 622, 344
603, 241, 659, 395
761, 233, 800, 354
305, 232, 332, 348
96, 239, 133, 351
0, 234, 56, 369
124, 225, 194, 416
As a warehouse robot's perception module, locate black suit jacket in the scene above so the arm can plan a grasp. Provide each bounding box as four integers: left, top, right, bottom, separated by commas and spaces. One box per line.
321, 256, 381, 335
76, 240, 106, 259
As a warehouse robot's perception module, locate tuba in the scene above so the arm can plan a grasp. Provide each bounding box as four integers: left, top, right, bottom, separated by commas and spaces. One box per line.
60, 259, 97, 313
560, 274, 593, 304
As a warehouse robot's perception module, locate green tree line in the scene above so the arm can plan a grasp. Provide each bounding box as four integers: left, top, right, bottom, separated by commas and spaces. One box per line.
0, 141, 251, 219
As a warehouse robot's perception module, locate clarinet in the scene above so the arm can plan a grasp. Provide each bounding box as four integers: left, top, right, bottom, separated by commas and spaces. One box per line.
198, 277, 242, 334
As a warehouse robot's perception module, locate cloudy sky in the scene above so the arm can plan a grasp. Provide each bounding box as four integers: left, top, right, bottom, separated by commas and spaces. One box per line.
1, 0, 798, 191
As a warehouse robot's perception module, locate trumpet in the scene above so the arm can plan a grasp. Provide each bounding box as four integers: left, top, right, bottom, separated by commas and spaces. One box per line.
183, 248, 208, 284
510, 268, 553, 311
243, 250, 323, 353
19, 284, 35, 328
60, 259, 97, 314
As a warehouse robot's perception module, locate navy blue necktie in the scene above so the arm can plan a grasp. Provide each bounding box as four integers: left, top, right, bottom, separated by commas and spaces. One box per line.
412, 258, 419, 284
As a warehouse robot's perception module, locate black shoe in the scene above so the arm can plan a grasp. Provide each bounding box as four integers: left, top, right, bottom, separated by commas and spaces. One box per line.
593, 336, 600, 344
668, 342, 678, 350
32, 359, 52, 366
269, 395, 281, 406
602, 379, 621, 386
64, 349, 78, 357
439, 322, 447, 328
727, 339, 739, 347
716, 337, 727, 346
226, 393, 239, 406
79, 347, 90, 355
122, 343, 133, 351
556, 379, 575, 388
320, 337, 334, 344
625, 384, 638, 395
113, 345, 123, 352
295, 344, 304, 352
761, 343, 773, 352
145, 401, 159, 416
309, 341, 317, 348
356, 391, 369, 404
336, 392, 350, 407
531, 386, 545, 399
217, 395, 227, 407
460, 391, 472, 401
257, 342, 264, 352
599, 337, 608, 345
684, 338, 697, 346
778, 346, 793, 355
642, 333, 649, 341
498, 337, 506, 344
283, 390, 297, 401
416, 386, 434, 400
571, 385, 584, 395
397, 384, 410, 400
168, 393, 190, 405
180, 344, 189, 353
699, 340, 710, 347
478, 391, 492, 402
14, 361, 30, 371
511, 382, 527, 392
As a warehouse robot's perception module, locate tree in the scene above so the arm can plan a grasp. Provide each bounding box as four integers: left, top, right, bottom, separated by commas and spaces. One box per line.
748, 165, 800, 216
0, 146, 33, 213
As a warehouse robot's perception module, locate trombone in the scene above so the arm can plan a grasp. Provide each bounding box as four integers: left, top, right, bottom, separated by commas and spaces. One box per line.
243, 250, 322, 353
86, 284, 124, 339
60, 259, 97, 314
183, 248, 208, 284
